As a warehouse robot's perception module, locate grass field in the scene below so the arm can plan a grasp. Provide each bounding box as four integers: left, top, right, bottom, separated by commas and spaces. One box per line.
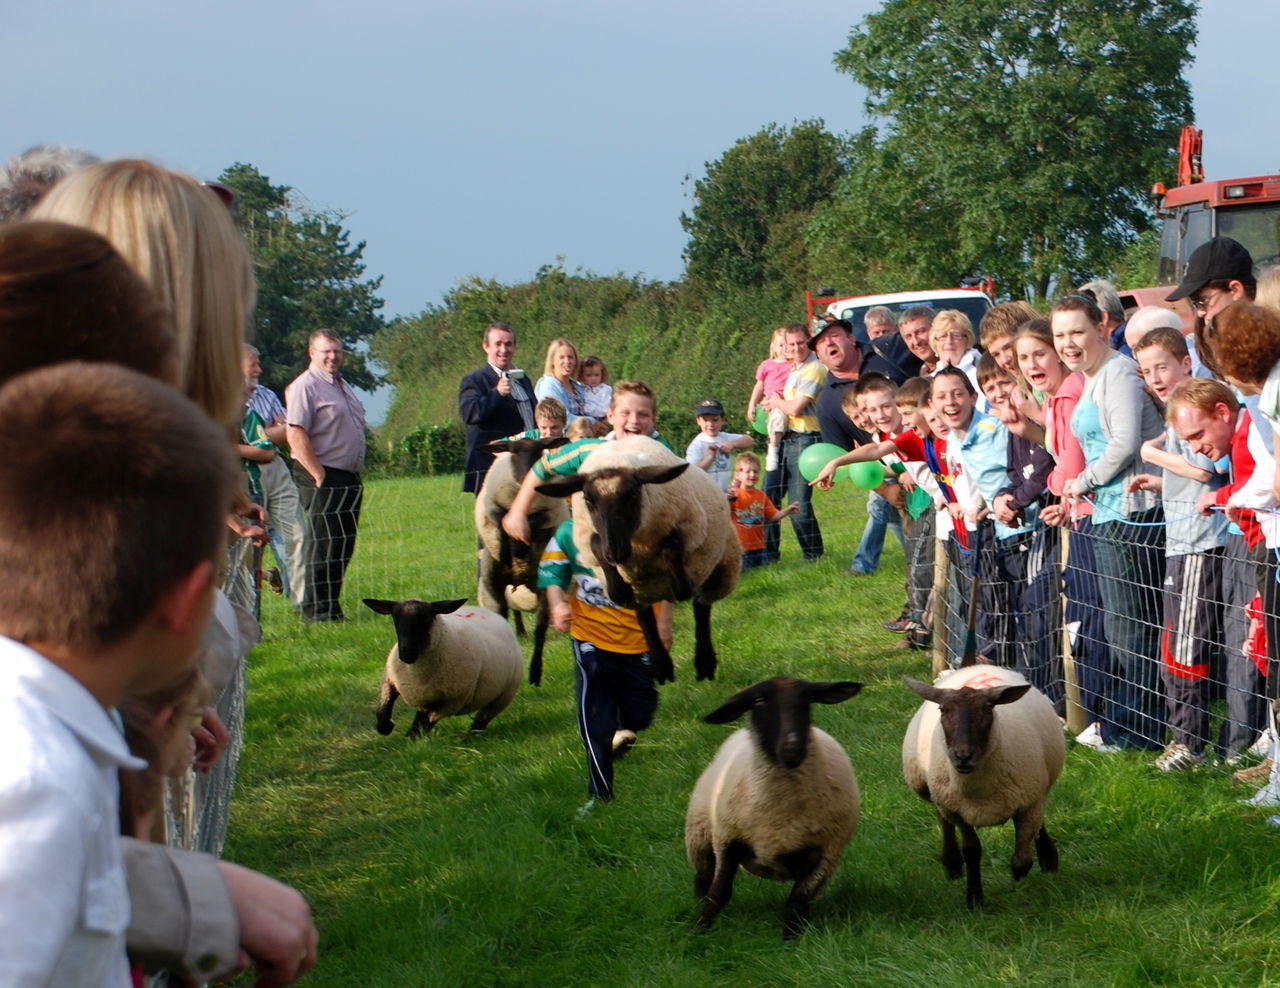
226, 474, 1280, 987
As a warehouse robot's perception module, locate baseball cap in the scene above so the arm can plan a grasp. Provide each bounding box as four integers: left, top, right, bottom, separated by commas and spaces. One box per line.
1166, 237, 1255, 301
695, 398, 725, 417
808, 318, 862, 351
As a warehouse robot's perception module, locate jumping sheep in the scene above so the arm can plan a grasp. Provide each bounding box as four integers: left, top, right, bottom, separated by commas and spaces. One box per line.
902, 666, 1065, 908
362, 597, 523, 738
475, 436, 570, 685
685, 676, 862, 938
535, 435, 741, 683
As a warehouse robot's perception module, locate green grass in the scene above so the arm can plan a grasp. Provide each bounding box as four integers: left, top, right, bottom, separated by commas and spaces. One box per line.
228, 475, 1280, 986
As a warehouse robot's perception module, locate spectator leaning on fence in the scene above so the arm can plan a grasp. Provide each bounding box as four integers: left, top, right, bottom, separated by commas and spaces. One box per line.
1057, 294, 1167, 752
244, 344, 306, 609
286, 329, 367, 624
1129, 330, 1230, 771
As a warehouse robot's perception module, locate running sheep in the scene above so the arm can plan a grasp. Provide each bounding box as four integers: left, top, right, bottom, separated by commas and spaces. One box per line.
535, 435, 740, 683
685, 677, 862, 938
902, 666, 1065, 908
362, 597, 522, 738
474, 436, 569, 686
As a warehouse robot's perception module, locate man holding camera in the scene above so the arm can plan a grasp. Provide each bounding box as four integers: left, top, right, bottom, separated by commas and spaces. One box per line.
459, 322, 538, 494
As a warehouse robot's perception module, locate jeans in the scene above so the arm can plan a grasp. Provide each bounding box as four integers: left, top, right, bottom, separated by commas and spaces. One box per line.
1093, 508, 1166, 750
763, 432, 824, 562
851, 490, 906, 574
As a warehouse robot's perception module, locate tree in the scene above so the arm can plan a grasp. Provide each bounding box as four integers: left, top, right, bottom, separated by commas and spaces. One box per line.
825, 1, 1196, 302
220, 162, 385, 393
680, 121, 847, 290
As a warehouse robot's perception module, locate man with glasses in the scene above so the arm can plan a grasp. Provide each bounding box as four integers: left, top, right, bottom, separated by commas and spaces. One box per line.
1168, 237, 1257, 323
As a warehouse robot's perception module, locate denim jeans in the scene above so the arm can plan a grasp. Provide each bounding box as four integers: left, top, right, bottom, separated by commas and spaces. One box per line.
1093, 508, 1166, 749
851, 490, 906, 574
763, 432, 824, 562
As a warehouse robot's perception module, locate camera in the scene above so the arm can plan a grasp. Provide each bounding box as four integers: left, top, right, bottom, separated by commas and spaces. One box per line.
505, 368, 526, 380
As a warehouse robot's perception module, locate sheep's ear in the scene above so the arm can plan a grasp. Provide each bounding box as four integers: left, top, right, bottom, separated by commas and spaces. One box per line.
635, 462, 690, 486
807, 681, 862, 705
363, 598, 396, 615
541, 437, 571, 450
536, 475, 587, 498
484, 440, 517, 454
432, 599, 468, 615
904, 676, 944, 704
703, 687, 757, 724
990, 683, 1032, 706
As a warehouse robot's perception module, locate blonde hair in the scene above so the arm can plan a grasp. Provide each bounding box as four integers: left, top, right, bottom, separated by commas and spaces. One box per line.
1257, 265, 1280, 315
769, 326, 789, 361
929, 309, 974, 350
541, 337, 580, 381
32, 159, 255, 428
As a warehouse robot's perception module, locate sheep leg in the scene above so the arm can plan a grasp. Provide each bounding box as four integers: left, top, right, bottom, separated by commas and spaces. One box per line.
1010, 805, 1047, 881
477, 551, 508, 617
376, 678, 399, 735
636, 605, 676, 684
957, 821, 984, 909
692, 600, 717, 681
657, 530, 694, 601
781, 846, 826, 939
690, 843, 715, 901
527, 590, 548, 687
697, 840, 749, 929
407, 708, 439, 739
1035, 825, 1059, 873
938, 811, 964, 880
595, 552, 636, 607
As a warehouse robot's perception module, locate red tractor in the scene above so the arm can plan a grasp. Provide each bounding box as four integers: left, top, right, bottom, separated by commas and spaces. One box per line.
1123, 125, 1280, 319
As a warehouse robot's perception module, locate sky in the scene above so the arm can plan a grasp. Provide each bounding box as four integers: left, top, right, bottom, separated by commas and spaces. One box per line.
4, 1, 1277, 418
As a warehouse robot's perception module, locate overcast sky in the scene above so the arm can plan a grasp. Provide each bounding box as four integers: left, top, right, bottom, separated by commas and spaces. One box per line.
5, 0, 1275, 325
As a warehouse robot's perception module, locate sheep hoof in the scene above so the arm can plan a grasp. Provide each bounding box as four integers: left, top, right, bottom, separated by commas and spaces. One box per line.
1011, 859, 1033, 882
376, 720, 394, 736
965, 887, 984, 909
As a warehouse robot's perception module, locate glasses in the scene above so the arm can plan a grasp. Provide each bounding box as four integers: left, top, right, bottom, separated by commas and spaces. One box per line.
1189, 289, 1225, 315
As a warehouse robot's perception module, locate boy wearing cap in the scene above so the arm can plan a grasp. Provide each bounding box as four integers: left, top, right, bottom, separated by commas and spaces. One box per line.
686, 397, 753, 491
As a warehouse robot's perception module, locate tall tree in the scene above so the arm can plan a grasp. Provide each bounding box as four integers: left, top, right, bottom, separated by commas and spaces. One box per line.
826, 1, 1196, 302
220, 162, 385, 393
680, 120, 847, 290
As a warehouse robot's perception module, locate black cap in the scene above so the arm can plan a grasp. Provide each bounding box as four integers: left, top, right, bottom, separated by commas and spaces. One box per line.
808, 318, 862, 351
1166, 237, 1255, 301
695, 397, 725, 417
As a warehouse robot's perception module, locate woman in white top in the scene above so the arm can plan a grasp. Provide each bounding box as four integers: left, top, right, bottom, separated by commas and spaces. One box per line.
534, 337, 587, 424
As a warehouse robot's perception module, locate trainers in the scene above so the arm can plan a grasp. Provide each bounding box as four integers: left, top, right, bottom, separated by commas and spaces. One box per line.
883, 613, 913, 633
1243, 778, 1280, 807
1075, 722, 1104, 748
906, 627, 932, 650
266, 567, 284, 595
765, 447, 780, 473
1234, 758, 1273, 783
612, 729, 637, 758
1247, 728, 1275, 760
1153, 742, 1204, 772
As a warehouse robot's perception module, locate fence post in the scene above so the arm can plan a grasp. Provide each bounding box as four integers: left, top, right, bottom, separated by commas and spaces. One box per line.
931, 537, 949, 677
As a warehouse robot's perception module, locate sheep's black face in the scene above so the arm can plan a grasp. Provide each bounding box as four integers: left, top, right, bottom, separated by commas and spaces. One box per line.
582, 472, 642, 567
751, 680, 812, 770
391, 601, 437, 665
937, 696, 996, 774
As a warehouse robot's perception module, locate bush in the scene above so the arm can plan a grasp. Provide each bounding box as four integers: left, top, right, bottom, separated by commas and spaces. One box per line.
378, 420, 466, 477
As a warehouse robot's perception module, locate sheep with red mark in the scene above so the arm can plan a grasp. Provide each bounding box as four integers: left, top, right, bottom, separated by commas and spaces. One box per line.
902, 666, 1065, 908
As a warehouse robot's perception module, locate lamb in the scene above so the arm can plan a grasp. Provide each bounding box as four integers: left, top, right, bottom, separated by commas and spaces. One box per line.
902, 666, 1065, 908
362, 597, 523, 738
474, 436, 570, 686
684, 676, 862, 938
534, 435, 741, 682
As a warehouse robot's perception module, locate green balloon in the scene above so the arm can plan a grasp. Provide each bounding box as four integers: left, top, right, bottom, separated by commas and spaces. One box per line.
847, 460, 886, 490
752, 406, 769, 434
798, 442, 846, 482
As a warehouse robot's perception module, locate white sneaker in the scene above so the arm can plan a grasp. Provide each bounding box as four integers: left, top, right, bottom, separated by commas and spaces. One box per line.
1075, 721, 1103, 747
1248, 728, 1275, 760
1154, 742, 1204, 772
1243, 778, 1280, 808
612, 729, 637, 757
765, 447, 779, 473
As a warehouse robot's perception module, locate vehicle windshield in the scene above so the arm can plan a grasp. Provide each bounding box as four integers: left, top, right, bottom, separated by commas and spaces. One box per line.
1160, 202, 1280, 283
1217, 204, 1280, 268
837, 296, 992, 345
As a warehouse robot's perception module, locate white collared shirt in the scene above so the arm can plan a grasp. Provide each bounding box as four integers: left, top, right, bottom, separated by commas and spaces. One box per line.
0, 636, 144, 987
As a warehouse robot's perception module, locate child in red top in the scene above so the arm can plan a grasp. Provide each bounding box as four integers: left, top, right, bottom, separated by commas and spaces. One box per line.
729, 451, 796, 570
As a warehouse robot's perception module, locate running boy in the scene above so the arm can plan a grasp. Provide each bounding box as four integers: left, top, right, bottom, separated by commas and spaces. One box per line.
0, 363, 238, 986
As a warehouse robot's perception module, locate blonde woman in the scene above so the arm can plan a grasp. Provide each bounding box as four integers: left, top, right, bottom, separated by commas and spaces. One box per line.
534, 337, 587, 423
929, 309, 981, 394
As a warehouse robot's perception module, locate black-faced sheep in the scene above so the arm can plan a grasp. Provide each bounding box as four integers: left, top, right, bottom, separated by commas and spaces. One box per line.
535, 436, 741, 683
362, 597, 523, 738
475, 436, 569, 686
685, 677, 862, 938
902, 666, 1065, 909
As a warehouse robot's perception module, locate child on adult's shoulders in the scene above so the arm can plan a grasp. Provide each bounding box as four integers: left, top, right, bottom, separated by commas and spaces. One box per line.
686, 397, 753, 492
729, 451, 797, 570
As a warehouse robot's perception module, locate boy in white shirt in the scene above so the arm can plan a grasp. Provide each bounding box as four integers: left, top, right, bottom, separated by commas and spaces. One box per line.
685, 397, 754, 491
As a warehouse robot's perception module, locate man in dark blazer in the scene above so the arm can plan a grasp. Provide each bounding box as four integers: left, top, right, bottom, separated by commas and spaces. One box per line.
459, 322, 537, 493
